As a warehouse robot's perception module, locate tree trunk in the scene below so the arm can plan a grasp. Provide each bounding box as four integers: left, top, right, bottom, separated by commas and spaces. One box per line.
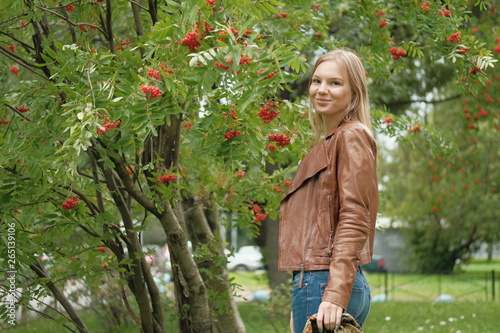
258, 162, 290, 289
184, 197, 246, 333
159, 204, 213, 332
258, 215, 290, 289
30, 263, 88, 333
142, 118, 215, 332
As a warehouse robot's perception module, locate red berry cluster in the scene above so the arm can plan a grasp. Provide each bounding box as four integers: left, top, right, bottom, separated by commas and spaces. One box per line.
97, 119, 121, 135
141, 84, 162, 99
215, 60, 232, 70
257, 102, 280, 123
222, 108, 237, 119
268, 133, 291, 147
206, 0, 216, 7
159, 62, 174, 74
381, 116, 393, 124
249, 201, 267, 222
14, 105, 30, 113
180, 32, 201, 51
239, 57, 252, 65
447, 32, 461, 43
62, 196, 80, 210
9, 66, 18, 75
408, 125, 421, 133
254, 213, 267, 222
7, 45, 15, 52
1, 119, 10, 125
224, 130, 242, 139
437, 9, 451, 17
389, 47, 406, 60
157, 174, 177, 183
420, 1, 431, 11
258, 69, 279, 80
147, 68, 161, 79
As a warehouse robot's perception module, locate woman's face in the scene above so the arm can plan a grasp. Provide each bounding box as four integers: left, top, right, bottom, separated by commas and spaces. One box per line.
309, 60, 352, 124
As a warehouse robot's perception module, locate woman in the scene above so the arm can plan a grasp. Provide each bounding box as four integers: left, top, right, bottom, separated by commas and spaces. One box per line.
278, 48, 378, 332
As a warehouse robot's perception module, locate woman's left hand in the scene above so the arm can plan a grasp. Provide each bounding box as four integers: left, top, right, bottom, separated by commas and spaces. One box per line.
316, 301, 343, 331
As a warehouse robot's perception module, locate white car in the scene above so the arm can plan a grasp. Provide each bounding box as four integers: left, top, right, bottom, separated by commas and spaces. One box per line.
226, 246, 264, 271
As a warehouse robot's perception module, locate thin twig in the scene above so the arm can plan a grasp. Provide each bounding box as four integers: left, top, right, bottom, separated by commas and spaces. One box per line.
0, 48, 51, 81
35, 5, 107, 36
4, 103, 31, 121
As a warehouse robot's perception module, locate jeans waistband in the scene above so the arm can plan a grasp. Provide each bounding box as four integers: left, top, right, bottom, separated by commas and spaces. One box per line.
292, 267, 362, 280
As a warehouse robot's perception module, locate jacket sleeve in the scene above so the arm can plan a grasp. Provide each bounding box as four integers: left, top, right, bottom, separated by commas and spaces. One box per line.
321, 125, 377, 309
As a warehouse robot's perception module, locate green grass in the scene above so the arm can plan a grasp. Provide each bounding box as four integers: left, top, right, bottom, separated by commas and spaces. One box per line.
3, 260, 500, 332
461, 258, 500, 272
365, 301, 500, 333
239, 301, 500, 333
364, 259, 500, 302
4, 299, 500, 333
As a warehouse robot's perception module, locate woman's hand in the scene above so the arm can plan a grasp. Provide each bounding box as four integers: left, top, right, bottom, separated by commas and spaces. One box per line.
316, 301, 343, 331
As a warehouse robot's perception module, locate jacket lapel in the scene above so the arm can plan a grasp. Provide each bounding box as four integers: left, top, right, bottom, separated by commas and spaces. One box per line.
283, 122, 347, 200
283, 140, 329, 199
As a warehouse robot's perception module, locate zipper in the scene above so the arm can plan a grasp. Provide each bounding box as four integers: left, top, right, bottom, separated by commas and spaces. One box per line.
298, 264, 305, 288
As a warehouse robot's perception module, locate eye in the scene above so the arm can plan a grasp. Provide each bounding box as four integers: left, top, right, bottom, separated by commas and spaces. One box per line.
312, 78, 321, 84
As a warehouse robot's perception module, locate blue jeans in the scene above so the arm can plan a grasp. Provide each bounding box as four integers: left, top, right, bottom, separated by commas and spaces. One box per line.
292, 269, 370, 332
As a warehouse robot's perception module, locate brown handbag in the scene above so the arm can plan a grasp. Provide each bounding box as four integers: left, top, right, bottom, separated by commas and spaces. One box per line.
302, 313, 363, 333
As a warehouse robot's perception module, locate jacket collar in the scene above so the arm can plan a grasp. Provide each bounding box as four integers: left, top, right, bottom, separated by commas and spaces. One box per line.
283, 121, 351, 200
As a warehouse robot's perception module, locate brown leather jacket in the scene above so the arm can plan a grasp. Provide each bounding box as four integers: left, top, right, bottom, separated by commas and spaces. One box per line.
278, 121, 378, 310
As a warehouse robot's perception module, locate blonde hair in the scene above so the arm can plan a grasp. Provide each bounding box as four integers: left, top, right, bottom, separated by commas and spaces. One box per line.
308, 48, 371, 140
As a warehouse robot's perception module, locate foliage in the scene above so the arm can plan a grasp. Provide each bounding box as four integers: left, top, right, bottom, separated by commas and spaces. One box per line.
378, 3, 500, 272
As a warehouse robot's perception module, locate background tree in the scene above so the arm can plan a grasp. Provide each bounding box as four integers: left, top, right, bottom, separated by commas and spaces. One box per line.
377, 2, 500, 273
0, 0, 497, 332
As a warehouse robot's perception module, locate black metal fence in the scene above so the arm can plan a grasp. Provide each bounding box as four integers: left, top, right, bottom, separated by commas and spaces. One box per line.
366, 270, 497, 302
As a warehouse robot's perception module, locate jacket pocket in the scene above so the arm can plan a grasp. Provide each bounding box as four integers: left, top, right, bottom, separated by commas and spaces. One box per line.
308, 245, 331, 266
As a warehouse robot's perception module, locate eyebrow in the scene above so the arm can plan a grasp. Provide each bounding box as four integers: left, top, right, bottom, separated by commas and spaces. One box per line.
311, 75, 344, 81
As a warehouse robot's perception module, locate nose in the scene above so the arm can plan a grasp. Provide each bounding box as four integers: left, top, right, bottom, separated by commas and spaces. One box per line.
317, 82, 328, 94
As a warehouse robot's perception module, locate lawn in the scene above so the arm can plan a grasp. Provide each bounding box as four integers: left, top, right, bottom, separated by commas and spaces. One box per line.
3, 260, 500, 332
239, 300, 500, 333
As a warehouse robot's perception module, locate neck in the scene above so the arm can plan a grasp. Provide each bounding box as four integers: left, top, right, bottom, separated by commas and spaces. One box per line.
322, 114, 343, 135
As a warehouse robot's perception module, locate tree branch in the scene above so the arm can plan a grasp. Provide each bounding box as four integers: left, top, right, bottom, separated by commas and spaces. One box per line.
4, 103, 31, 121
0, 48, 51, 80
34, 5, 108, 36
382, 94, 461, 107
29, 262, 88, 333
